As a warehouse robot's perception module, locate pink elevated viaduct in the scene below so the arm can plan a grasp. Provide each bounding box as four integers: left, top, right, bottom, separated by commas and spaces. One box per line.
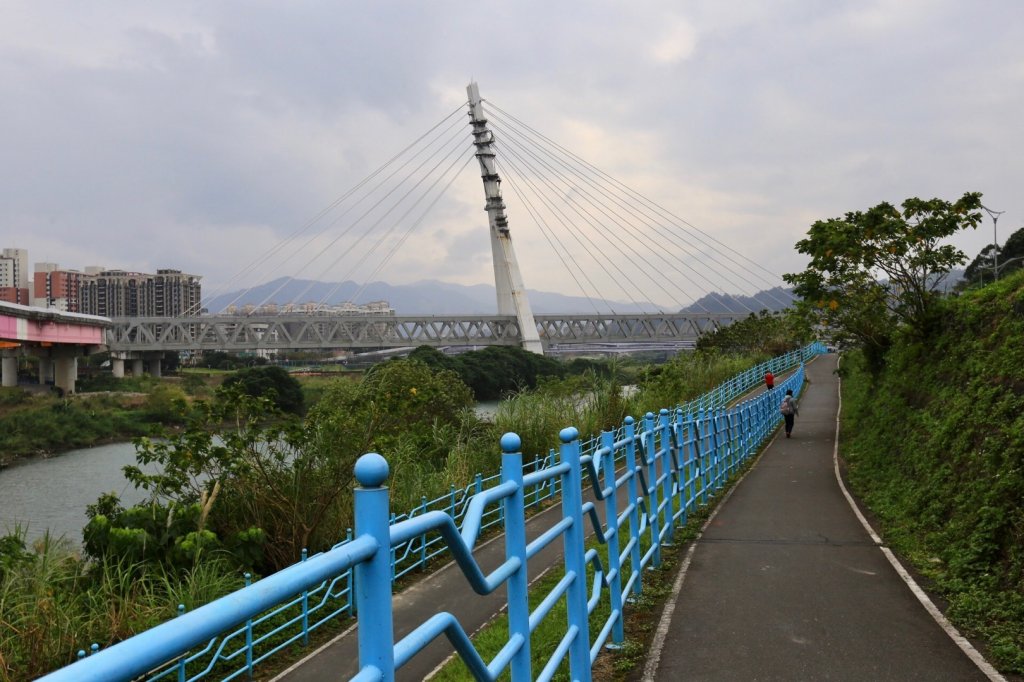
0, 301, 111, 394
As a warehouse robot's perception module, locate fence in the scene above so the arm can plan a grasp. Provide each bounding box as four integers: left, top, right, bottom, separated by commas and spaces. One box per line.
41, 343, 824, 682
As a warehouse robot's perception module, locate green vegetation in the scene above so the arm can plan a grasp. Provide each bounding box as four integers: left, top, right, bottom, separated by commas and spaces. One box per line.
0, 391, 156, 466
221, 365, 305, 414
962, 224, 1024, 289
784, 192, 982, 367
839, 271, 1024, 672
2, 337, 804, 679
695, 309, 810, 356
408, 345, 569, 400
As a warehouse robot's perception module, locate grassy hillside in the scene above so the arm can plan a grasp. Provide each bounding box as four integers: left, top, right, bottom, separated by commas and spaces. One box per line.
840, 269, 1024, 672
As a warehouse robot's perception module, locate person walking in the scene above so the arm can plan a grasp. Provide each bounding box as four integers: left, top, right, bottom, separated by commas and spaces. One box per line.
764, 370, 774, 391
780, 388, 798, 438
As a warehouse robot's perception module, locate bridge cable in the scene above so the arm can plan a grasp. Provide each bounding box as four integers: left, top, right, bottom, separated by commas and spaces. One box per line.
349, 153, 478, 305
495, 158, 610, 316
492, 146, 652, 312
251, 115, 471, 310
487, 102, 795, 310
194, 102, 468, 314
283, 128, 475, 308
488, 115, 748, 312
490, 119, 742, 313
488, 108, 770, 311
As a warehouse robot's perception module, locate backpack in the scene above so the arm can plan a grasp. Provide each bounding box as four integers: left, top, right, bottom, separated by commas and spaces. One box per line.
780, 397, 793, 416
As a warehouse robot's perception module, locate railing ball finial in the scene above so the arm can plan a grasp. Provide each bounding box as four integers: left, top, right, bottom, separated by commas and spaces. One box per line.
500, 432, 522, 453
660, 408, 670, 416
354, 452, 389, 488
645, 411, 655, 419
559, 426, 579, 443
624, 415, 634, 425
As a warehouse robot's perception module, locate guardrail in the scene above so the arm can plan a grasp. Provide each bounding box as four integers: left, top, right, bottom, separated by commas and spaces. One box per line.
42, 343, 824, 681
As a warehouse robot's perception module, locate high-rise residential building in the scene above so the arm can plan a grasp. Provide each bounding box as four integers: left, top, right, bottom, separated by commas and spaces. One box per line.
0, 287, 30, 304
145, 269, 202, 317
0, 248, 29, 289
79, 268, 201, 317
33, 265, 84, 312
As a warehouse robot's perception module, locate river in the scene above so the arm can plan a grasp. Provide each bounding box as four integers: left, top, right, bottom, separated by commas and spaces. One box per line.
0, 442, 153, 545
0, 402, 508, 546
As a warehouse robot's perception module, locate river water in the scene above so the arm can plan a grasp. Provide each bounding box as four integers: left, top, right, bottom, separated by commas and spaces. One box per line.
0, 442, 152, 545
0, 402, 508, 546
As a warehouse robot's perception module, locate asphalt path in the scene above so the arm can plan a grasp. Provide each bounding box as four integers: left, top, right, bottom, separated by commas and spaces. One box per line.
644, 354, 995, 681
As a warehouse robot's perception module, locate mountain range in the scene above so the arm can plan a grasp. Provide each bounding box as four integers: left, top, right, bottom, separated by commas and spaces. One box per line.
204, 278, 659, 315
204, 278, 816, 316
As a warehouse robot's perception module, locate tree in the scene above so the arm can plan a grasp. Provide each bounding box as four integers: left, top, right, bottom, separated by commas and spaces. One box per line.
222, 365, 304, 414
784, 193, 982, 364
962, 225, 1024, 287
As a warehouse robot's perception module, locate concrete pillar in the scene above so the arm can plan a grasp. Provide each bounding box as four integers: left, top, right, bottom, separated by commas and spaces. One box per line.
149, 358, 162, 378
112, 357, 125, 378
38, 358, 53, 384
54, 356, 78, 394
1, 357, 17, 388
132, 359, 144, 377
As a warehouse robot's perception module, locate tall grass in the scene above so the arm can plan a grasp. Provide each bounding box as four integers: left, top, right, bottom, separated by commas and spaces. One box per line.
0, 530, 239, 682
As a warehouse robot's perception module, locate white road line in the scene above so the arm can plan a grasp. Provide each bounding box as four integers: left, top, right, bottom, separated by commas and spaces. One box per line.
830, 356, 1005, 682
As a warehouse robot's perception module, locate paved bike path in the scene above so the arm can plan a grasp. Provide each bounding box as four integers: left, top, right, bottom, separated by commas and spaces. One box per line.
645, 354, 991, 681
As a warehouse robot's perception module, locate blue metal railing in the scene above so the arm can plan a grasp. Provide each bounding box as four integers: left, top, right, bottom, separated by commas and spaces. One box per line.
42, 343, 824, 682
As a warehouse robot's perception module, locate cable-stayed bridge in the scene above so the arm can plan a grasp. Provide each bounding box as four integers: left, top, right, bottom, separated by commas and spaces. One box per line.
106, 83, 792, 358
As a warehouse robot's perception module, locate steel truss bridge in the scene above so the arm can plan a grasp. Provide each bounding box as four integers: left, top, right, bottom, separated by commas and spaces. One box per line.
104, 312, 739, 353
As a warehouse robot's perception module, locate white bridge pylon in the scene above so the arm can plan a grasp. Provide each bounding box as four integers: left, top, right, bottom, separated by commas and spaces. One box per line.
467, 82, 545, 355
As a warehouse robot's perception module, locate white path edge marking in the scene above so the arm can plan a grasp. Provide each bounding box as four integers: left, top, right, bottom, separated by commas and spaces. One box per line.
829, 356, 1005, 681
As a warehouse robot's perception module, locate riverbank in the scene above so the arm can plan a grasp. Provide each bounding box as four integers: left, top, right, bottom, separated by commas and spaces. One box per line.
0, 388, 169, 468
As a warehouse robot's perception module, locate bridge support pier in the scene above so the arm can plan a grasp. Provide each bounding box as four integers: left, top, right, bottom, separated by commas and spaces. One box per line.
132, 358, 144, 377
148, 355, 162, 378
1, 356, 17, 388
111, 357, 124, 378
38, 357, 52, 385
53, 354, 78, 395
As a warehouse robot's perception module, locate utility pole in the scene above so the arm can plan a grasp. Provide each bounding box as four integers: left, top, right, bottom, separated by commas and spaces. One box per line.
981, 205, 1004, 282
466, 82, 544, 354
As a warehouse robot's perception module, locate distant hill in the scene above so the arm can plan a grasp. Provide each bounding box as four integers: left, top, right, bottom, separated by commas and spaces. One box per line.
680, 286, 796, 314
203, 278, 659, 315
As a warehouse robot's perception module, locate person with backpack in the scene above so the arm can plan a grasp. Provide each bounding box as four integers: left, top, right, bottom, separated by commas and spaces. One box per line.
764, 370, 774, 391
780, 388, 798, 438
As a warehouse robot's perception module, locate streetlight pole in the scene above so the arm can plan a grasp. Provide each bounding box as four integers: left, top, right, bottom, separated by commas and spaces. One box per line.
981, 205, 1005, 282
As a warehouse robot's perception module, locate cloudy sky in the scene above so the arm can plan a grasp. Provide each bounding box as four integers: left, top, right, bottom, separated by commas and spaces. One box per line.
2, 1, 1022, 308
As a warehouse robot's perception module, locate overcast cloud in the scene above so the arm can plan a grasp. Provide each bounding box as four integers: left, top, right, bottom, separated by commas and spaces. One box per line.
2, 1, 1022, 306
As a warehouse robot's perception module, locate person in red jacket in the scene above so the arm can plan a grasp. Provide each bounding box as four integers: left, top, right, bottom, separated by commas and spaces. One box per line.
764, 370, 774, 391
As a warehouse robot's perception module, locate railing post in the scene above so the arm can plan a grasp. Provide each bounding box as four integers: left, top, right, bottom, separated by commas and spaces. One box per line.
346, 527, 356, 616
658, 409, 675, 543
244, 573, 253, 679
600, 429, 625, 645
559, 427, 592, 682
501, 432, 532, 682
419, 496, 429, 566
176, 604, 186, 682
674, 408, 688, 526
354, 453, 396, 681
301, 549, 309, 646
624, 417, 643, 597
643, 412, 661, 567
